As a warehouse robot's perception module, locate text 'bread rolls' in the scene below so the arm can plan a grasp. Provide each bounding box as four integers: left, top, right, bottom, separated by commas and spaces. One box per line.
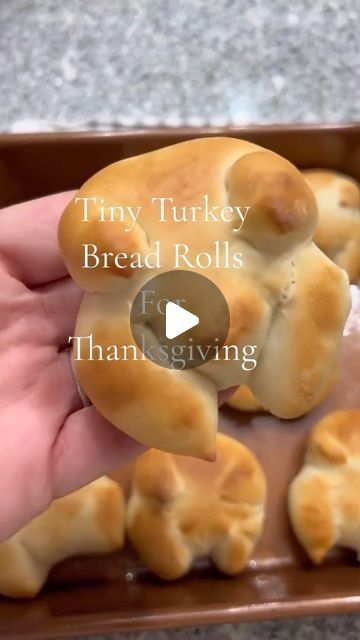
288, 410, 360, 564
0, 477, 125, 598
59, 137, 350, 459
303, 170, 360, 283
126, 433, 266, 579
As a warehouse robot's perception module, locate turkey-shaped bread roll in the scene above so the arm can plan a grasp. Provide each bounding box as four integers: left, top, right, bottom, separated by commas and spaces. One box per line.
289, 410, 360, 564
126, 433, 266, 579
303, 170, 360, 283
0, 477, 125, 598
59, 137, 350, 459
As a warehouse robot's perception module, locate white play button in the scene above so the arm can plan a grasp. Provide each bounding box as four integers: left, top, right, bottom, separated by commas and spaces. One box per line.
165, 302, 199, 340
131, 271, 230, 370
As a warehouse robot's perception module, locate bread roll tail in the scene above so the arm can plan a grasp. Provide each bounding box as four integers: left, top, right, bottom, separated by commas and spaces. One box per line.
288, 472, 336, 564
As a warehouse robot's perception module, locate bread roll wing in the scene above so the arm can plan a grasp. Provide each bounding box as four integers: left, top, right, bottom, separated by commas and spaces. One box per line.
0, 477, 125, 598
227, 385, 263, 412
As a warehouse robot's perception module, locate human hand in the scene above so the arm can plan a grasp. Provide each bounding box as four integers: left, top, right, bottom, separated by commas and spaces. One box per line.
0, 192, 236, 543
0, 192, 146, 542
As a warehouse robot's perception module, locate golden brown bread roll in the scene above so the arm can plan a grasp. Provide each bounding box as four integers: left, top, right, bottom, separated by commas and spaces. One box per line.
227, 367, 337, 415
0, 477, 125, 598
59, 137, 350, 459
126, 433, 266, 579
288, 410, 360, 564
227, 385, 263, 412
303, 170, 360, 283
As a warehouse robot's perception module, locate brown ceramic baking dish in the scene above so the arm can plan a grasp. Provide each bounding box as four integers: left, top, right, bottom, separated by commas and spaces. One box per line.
0, 124, 359, 639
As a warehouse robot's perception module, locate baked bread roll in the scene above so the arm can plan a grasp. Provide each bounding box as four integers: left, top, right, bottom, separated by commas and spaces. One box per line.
227, 385, 263, 412
227, 367, 337, 415
303, 170, 360, 283
288, 410, 360, 564
59, 137, 350, 459
0, 477, 125, 598
126, 433, 266, 579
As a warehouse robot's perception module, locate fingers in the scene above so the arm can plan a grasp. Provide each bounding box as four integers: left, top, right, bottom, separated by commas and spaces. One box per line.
0, 191, 75, 287
52, 385, 238, 501
36, 277, 83, 347
51, 406, 145, 498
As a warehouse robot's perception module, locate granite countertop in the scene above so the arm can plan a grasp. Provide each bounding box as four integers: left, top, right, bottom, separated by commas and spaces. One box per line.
1, 0, 360, 639
73, 617, 360, 640
0, 0, 359, 132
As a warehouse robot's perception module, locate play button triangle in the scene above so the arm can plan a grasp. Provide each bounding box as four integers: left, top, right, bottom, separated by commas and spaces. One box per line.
165, 302, 199, 340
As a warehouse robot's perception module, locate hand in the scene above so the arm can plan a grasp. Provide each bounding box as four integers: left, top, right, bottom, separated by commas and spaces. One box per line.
0, 192, 146, 542
0, 192, 237, 543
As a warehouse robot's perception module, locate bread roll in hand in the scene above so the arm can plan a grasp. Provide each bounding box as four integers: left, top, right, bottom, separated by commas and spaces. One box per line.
289, 410, 360, 564
303, 170, 360, 283
0, 477, 125, 598
59, 137, 350, 459
126, 433, 266, 579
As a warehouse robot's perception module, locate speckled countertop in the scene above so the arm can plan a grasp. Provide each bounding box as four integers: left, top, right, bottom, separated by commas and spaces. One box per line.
1, 0, 360, 639
0, 0, 360, 132
73, 617, 360, 640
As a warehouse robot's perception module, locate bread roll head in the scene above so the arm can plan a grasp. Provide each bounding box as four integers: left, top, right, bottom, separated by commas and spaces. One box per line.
288, 410, 360, 564
0, 477, 125, 598
59, 137, 350, 459
126, 432, 266, 579
303, 170, 360, 283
